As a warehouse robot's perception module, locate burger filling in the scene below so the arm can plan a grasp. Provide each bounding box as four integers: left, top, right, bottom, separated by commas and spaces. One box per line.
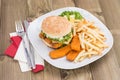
40, 30, 73, 44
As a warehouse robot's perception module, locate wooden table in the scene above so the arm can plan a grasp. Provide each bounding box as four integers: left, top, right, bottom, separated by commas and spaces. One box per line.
0, 0, 120, 80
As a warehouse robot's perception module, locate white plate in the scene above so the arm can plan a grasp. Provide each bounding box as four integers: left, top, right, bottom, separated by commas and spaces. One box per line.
27, 7, 113, 69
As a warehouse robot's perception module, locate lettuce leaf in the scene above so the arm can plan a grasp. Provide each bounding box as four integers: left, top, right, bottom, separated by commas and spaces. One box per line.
42, 31, 72, 44
59, 11, 83, 20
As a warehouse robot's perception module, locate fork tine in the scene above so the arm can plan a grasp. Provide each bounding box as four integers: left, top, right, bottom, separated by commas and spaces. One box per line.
15, 20, 24, 33
18, 20, 24, 31
15, 21, 19, 32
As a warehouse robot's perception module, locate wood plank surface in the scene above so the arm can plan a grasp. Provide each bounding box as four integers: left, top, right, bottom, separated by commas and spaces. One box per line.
0, 0, 120, 80
0, 0, 31, 80
99, 0, 120, 69
90, 0, 120, 80
0, 0, 2, 55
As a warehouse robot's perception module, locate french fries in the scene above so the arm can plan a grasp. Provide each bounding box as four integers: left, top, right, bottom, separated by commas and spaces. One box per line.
73, 19, 108, 62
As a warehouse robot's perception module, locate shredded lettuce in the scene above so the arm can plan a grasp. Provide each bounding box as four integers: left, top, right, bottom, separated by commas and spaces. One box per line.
59, 32, 72, 43
59, 11, 83, 20
48, 32, 72, 44
42, 31, 72, 44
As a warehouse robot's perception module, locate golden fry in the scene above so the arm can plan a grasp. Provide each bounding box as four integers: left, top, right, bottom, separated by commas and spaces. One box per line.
49, 44, 71, 59
71, 35, 81, 51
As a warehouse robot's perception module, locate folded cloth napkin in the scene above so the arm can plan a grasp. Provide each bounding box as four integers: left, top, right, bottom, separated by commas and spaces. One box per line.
5, 32, 44, 72
5, 34, 21, 58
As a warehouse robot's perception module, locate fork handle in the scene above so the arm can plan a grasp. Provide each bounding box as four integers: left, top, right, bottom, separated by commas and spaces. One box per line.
22, 37, 33, 68
24, 20, 36, 69
24, 47, 32, 67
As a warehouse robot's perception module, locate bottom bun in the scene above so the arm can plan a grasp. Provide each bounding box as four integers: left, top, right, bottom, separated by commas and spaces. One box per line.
41, 38, 63, 49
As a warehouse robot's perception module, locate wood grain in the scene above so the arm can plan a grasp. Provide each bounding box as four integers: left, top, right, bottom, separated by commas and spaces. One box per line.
27, 0, 51, 19
0, 0, 120, 80
90, 0, 120, 80
0, 0, 2, 55
0, 0, 31, 80
52, 0, 74, 10
99, 0, 120, 30
27, 0, 75, 19
0, 0, 28, 55
75, 0, 105, 23
99, 1, 120, 77
61, 66, 92, 80
44, 62, 61, 80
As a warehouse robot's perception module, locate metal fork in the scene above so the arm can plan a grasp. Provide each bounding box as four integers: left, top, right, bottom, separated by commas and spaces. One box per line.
15, 20, 35, 69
